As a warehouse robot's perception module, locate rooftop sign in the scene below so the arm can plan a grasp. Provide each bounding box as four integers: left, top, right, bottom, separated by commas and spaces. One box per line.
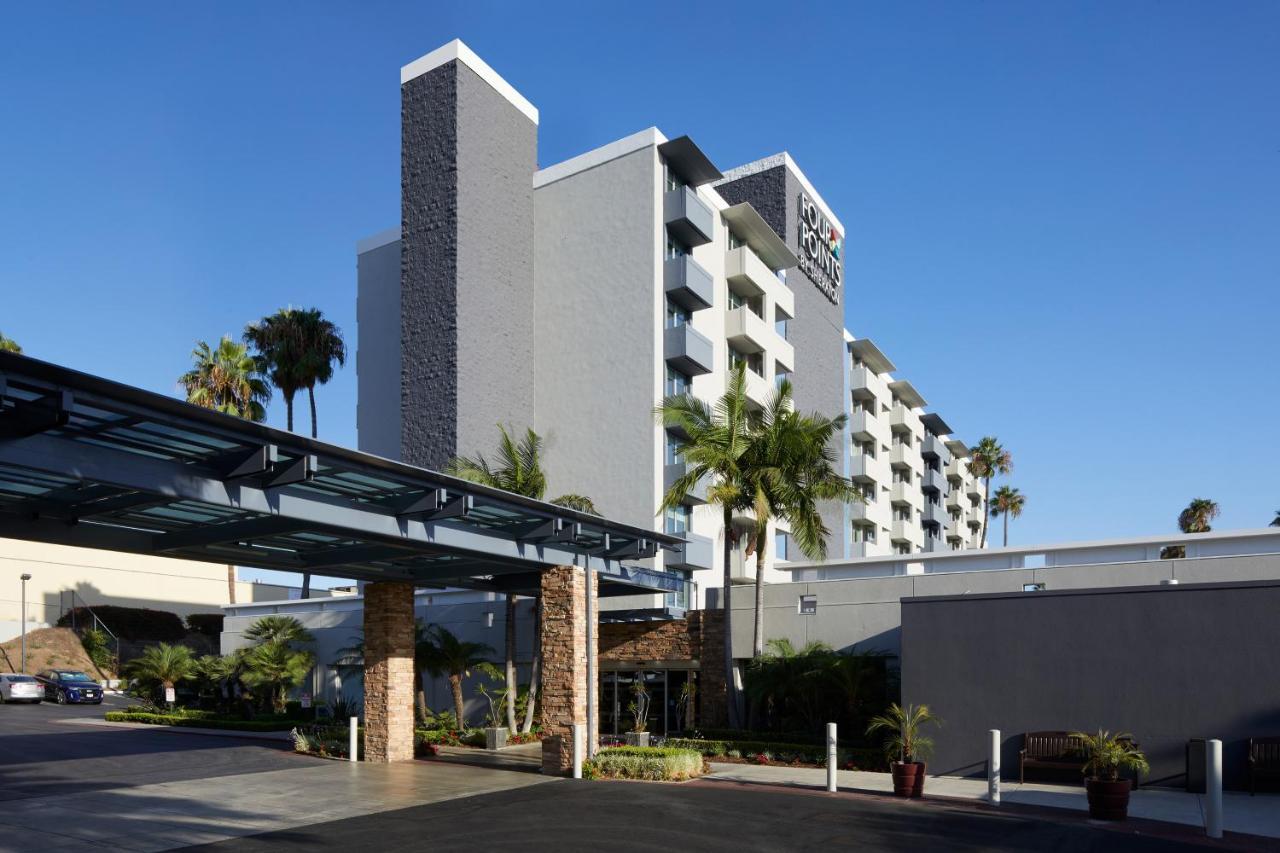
797, 192, 842, 304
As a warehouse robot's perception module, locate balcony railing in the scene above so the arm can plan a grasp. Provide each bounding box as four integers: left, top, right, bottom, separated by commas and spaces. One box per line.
664, 324, 713, 376
664, 187, 714, 247
663, 256, 713, 312
666, 532, 713, 572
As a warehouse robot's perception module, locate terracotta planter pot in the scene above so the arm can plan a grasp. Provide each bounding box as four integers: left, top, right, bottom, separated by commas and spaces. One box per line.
1085, 778, 1131, 820
891, 761, 926, 798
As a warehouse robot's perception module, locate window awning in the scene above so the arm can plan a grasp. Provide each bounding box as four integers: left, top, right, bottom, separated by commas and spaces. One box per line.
0, 353, 685, 598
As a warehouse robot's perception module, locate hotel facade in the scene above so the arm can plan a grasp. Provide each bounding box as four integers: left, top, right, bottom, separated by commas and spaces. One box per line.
356, 40, 988, 611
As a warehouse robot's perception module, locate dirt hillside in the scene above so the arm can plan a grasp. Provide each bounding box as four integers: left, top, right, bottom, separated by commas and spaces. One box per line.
0, 627, 117, 679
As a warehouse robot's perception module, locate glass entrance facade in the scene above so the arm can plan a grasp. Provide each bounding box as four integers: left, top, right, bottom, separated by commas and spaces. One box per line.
600, 668, 698, 736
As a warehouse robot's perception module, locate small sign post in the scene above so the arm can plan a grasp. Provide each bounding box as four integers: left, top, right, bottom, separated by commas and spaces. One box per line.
300, 693, 312, 709
164, 687, 176, 706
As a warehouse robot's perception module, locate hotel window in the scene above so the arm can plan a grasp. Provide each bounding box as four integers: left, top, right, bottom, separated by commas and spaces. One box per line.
852, 525, 876, 543
774, 368, 791, 391
664, 164, 685, 192
665, 233, 687, 259
665, 431, 683, 465
774, 531, 790, 562
895, 507, 912, 522
729, 346, 763, 377
664, 504, 691, 536
896, 543, 911, 555
892, 468, 912, 485
665, 299, 690, 329
665, 366, 691, 397
727, 230, 744, 250
774, 306, 791, 341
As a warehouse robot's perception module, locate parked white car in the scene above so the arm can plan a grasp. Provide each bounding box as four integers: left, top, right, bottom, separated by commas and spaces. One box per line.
0, 673, 43, 703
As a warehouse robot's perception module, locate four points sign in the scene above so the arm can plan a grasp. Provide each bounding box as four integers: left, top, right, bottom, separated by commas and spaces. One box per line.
797, 193, 843, 305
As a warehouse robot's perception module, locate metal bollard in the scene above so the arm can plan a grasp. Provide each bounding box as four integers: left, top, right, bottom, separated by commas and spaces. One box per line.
1206, 739, 1222, 839
988, 729, 1001, 804
349, 716, 358, 763
571, 723, 583, 779
827, 723, 838, 792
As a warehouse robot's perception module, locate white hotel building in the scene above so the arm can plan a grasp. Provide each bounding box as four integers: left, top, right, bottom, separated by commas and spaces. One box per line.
355, 40, 988, 611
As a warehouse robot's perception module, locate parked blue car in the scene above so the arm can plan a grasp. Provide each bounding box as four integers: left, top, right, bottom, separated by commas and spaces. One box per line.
36, 669, 104, 704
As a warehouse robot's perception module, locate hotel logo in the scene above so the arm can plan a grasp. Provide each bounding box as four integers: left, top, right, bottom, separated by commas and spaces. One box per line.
797, 193, 842, 305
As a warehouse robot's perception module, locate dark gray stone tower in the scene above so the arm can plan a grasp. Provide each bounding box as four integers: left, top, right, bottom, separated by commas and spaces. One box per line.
398, 41, 537, 469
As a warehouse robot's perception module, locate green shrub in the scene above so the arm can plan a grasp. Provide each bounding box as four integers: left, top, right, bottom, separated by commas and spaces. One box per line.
587, 746, 704, 781
292, 725, 361, 759
185, 613, 224, 638
80, 628, 115, 671
664, 737, 887, 771
105, 711, 307, 732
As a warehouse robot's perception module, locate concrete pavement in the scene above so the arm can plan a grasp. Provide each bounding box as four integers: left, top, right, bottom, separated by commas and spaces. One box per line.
705, 762, 1280, 840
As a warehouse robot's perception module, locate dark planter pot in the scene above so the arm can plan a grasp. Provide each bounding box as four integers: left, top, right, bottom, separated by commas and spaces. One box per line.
1085, 778, 1131, 820
890, 761, 926, 798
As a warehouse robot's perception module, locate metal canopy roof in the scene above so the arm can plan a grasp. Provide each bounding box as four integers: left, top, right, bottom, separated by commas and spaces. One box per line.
657, 136, 723, 187
720, 203, 800, 271
0, 353, 684, 599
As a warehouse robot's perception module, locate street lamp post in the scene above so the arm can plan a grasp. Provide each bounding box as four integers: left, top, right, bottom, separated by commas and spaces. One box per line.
20, 573, 32, 674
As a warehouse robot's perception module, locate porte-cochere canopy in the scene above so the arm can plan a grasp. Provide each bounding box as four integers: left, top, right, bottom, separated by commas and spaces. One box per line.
0, 352, 685, 595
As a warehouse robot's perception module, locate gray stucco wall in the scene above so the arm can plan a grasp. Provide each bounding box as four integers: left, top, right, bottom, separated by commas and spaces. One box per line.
716, 165, 848, 558
900, 580, 1280, 789
401, 64, 460, 469
356, 238, 403, 460
533, 148, 658, 525
454, 63, 536, 461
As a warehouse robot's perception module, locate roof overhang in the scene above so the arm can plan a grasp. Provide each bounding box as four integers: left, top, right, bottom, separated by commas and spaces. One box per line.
657, 136, 723, 187
888, 379, 927, 409
0, 353, 684, 598
945, 438, 970, 458
920, 412, 953, 436
848, 338, 896, 374
721, 203, 799, 270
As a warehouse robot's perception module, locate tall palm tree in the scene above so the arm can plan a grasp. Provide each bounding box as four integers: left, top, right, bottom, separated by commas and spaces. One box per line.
1177, 498, 1220, 534
180, 337, 271, 421
742, 379, 860, 656
1270, 510, 1280, 528
657, 364, 755, 728
967, 436, 1012, 548
125, 643, 197, 708
243, 615, 314, 647
446, 424, 600, 731
245, 307, 346, 438
415, 623, 494, 727
989, 485, 1026, 547
0, 332, 22, 353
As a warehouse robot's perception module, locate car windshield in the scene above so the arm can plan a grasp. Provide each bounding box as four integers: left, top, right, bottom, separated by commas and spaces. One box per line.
5, 675, 36, 682
57, 672, 96, 682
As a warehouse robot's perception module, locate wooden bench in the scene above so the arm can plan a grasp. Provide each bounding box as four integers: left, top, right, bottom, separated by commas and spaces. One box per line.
1249, 737, 1280, 795
1020, 731, 1087, 783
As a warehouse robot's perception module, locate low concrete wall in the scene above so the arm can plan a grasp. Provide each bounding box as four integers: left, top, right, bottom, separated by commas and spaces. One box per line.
900, 580, 1280, 789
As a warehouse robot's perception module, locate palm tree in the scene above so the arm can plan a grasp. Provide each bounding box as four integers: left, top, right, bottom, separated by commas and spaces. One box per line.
245, 308, 347, 438
125, 643, 197, 708
243, 615, 314, 647
745, 637, 832, 732
967, 436, 1012, 548
657, 365, 755, 728
989, 485, 1026, 547
866, 703, 941, 765
1177, 498, 1220, 534
415, 623, 494, 727
446, 424, 600, 731
179, 337, 271, 421
742, 379, 860, 656
242, 640, 315, 713
1270, 510, 1280, 528
0, 332, 22, 353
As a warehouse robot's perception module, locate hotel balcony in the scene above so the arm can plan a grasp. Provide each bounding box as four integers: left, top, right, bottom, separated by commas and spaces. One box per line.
664, 462, 708, 504
966, 480, 983, 500
890, 518, 916, 543
664, 186, 714, 247
923, 503, 948, 527
922, 434, 949, 461
850, 540, 881, 559
724, 245, 775, 298
663, 256, 713, 312
666, 531, 713, 572
725, 306, 795, 371
946, 458, 968, 479
923, 533, 948, 553
850, 452, 889, 485
664, 323, 713, 376
946, 489, 964, 510
737, 367, 772, 407
890, 403, 923, 436
849, 365, 887, 398
923, 468, 947, 493
890, 443, 919, 468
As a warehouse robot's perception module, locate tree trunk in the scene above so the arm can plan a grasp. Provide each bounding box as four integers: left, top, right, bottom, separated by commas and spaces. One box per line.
284, 391, 295, 433
504, 593, 517, 733
521, 595, 541, 734
1003, 512, 1009, 547
308, 385, 318, 438
449, 673, 465, 727
980, 477, 991, 548
416, 677, 428, 726
227, 565, 236, 604
752, 525, 768, 658
722, 505, 741, 729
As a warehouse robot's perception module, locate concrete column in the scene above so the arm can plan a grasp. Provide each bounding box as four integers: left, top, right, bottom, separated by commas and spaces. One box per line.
362, 581, 416, 763
540, 565, 597, 775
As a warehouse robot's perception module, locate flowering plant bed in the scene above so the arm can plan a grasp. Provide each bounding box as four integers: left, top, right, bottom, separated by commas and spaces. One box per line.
584, 746, 706, 782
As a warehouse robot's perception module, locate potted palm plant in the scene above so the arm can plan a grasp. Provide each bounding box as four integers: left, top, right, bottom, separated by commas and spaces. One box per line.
1071, 730, 1149, 820
866, 703, 940, 798
623, 681, 651, 747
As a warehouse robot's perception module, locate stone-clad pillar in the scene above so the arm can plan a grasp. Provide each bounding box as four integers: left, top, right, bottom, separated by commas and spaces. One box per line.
540, 565, 597, 775
363, 581, 416, 762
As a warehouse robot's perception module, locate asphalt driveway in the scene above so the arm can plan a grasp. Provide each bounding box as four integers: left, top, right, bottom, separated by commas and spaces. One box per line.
0, 694, 319, 802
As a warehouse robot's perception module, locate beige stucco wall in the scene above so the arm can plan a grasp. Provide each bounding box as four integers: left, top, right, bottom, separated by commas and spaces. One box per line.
0, 538, 305, 642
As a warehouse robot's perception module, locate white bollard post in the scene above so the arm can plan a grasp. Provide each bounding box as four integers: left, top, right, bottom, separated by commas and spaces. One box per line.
988, 729, 1001, 804
1206, 739, 1223, 839
349, 716, 358, 763
827, 723, 838, 792
571, 723, 583, 779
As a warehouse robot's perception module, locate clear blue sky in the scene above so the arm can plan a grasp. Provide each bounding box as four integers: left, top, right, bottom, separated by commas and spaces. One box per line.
2, 2, 1276, 587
